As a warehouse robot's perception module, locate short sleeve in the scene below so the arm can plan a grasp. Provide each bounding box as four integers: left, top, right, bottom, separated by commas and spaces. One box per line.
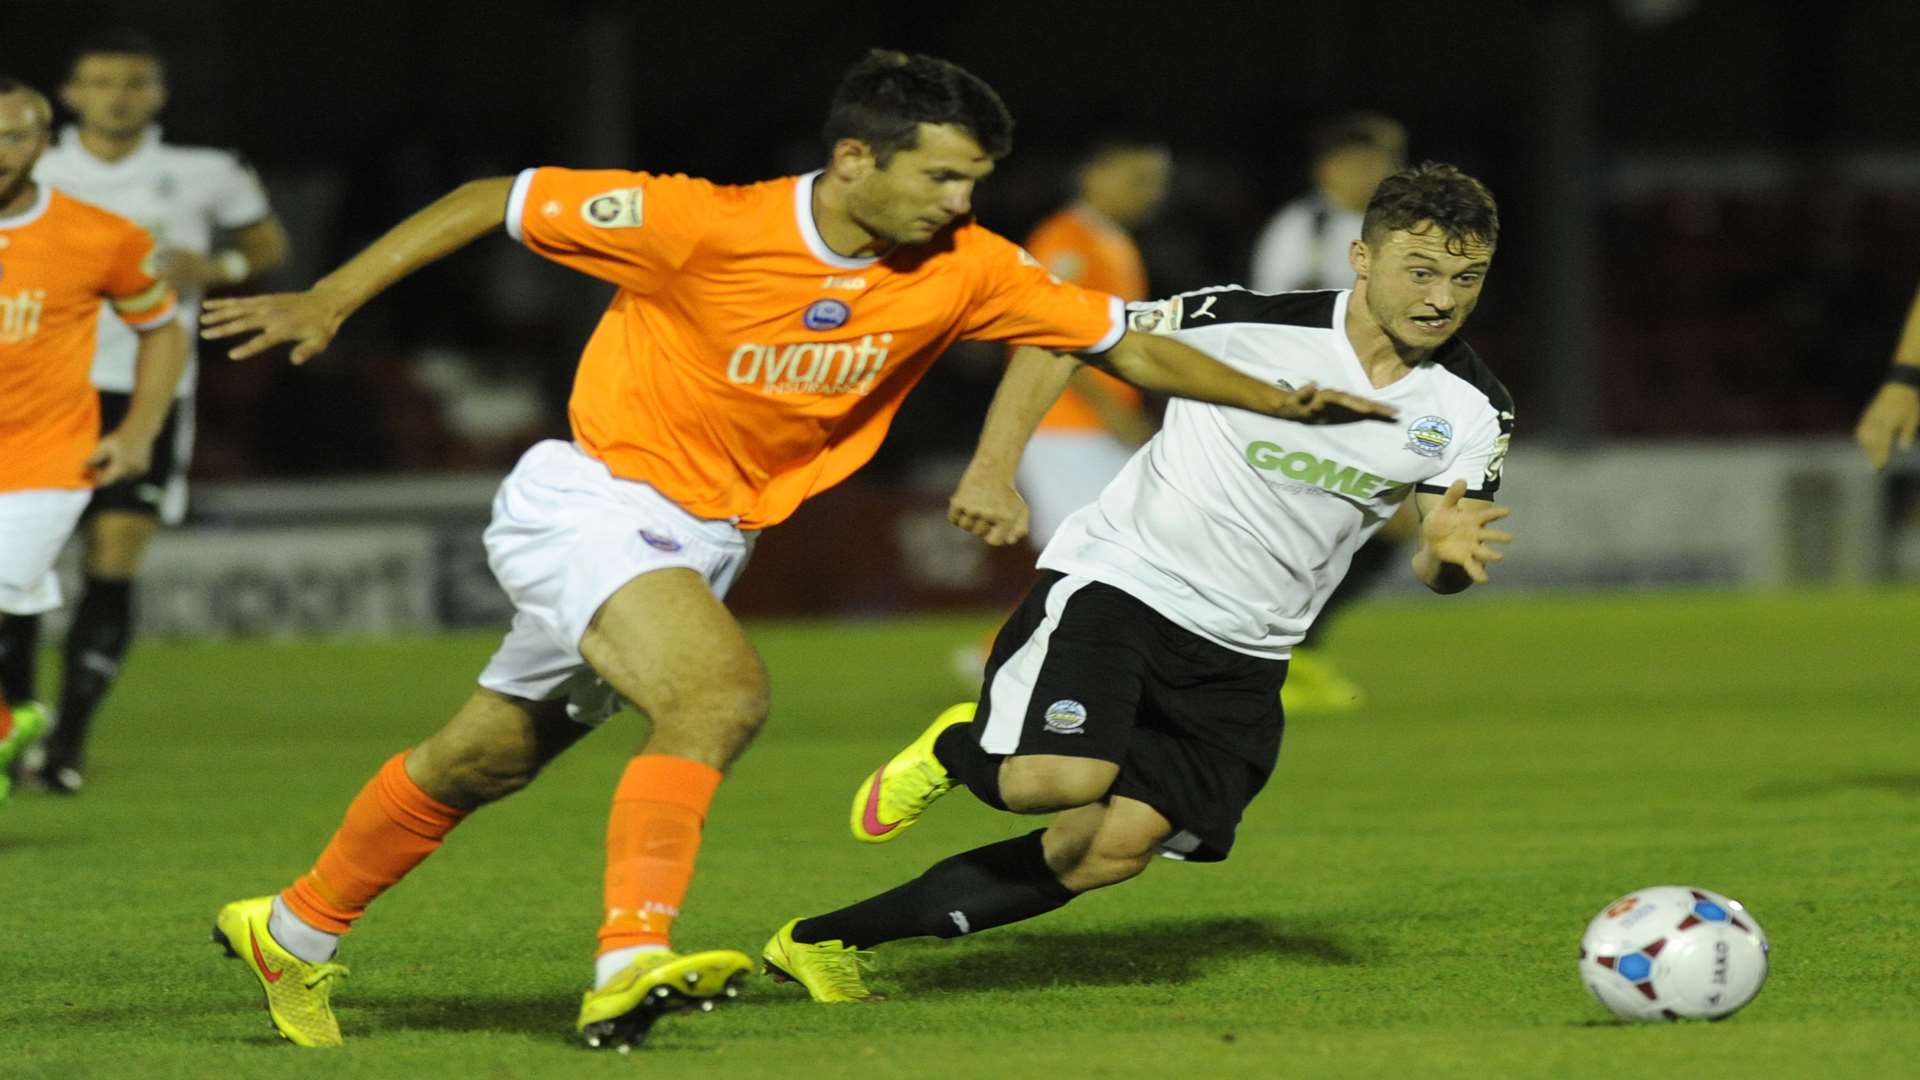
1414, 406, 1513, 500
208, 152, 274, 229
104, 224, 178, 330
958, 230, 1124, 354
506, 167, 711, 294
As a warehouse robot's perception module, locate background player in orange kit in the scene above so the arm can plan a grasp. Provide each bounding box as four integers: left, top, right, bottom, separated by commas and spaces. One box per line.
0, 77, 185, 802
1017, 138, 1170, 547
198, 50, 1394, 1050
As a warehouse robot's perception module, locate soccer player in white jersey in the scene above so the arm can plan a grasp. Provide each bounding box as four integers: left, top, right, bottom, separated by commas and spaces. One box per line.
1, 30, 288, 794
763, 163, 1515, 1001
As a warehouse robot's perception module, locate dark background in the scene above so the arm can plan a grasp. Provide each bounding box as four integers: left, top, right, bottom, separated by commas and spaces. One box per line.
10, 0, 1919, 479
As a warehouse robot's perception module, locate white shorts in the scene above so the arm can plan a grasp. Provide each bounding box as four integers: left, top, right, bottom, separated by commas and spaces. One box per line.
1017, 430, 1139, 550
0, 488, 91, 615
476, 441, 754, 726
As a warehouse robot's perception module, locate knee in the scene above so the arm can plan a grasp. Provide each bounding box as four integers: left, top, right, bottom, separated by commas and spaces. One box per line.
642, 668, 770, 760
998, 757, 1117, 814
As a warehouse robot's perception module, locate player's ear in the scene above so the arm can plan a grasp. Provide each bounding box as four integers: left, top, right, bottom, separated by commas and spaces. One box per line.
1348, 238, 1370, 279
829, 138, 877, 181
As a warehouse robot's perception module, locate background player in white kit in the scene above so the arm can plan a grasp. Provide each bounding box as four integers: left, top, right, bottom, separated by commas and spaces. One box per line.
2, 31, 289, 793
763, 162, 1515, 1001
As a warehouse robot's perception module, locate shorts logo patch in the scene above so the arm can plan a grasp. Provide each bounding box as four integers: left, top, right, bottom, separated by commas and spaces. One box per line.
639, 529, 683, 552
1404, 415, 1454, 458
803, 298, 851, 331
1043, 699, 1088, 735
582, 188, 644, 228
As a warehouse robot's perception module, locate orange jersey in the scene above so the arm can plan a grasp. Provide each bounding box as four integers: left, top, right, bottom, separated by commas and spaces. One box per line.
508, 168, 1124, 528
1024, 205, 1150, 434
0, 185, 177, 492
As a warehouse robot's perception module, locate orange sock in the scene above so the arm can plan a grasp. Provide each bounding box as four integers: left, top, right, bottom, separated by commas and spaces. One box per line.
281, 750, 469, 934
597, 754, 723, 955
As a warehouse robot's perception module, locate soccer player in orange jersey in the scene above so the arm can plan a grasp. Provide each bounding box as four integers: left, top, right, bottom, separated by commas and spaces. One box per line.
0, 78, 185, 802
1018, 138, 1169, 547
200, 50, 1394, 1050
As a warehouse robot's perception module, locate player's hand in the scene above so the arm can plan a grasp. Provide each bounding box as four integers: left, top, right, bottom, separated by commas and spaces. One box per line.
201, 288, 345, 365
86, 429, 153, 488
1271, 384, 1398, 425
949, 469, 1030, 546
1854, 382, 1919, 471
1418, 480, 1513, 585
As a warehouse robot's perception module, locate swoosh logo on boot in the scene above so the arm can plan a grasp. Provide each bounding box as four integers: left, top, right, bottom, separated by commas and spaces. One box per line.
860, 767, 899, 836
250, 926, 285, 983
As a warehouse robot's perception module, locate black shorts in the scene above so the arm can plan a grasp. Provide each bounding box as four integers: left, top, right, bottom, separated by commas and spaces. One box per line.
86, 391, 190, 521
973, 571, 1289, 862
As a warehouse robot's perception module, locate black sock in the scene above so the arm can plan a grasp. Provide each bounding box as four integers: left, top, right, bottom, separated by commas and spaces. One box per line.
1304, 538, 1398, 647
0, 613, 41, 702
936, 718, 1008, 811
49, 578, 134, 767
792, 830, 1075, 949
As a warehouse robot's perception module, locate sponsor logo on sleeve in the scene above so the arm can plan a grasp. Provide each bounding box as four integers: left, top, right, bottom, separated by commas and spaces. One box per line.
582, 187, 644, 229
1126, 297, 1182, 334
1404, 416, 1454, 458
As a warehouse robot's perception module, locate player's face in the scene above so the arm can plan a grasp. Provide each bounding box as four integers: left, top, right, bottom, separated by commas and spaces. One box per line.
62, 55, 167, 138
1083, 148, 1171, 228
849, 123, 995, 245
0, 94, 52, 209
1354, 223, 1492, 349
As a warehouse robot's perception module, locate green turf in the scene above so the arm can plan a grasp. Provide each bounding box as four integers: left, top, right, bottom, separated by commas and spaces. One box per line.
4, 588, 1917, 1078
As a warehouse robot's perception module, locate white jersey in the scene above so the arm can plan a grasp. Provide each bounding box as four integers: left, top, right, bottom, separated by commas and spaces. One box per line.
34, 125, 272, 396
1039, 287, 1514, 659
1247, 193, 1364, 293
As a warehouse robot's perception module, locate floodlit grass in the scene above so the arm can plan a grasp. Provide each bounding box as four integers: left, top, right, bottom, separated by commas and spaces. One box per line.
5, 588, 1917, 1078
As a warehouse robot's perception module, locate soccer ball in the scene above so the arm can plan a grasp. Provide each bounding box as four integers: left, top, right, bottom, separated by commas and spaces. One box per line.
1578, 885, 1769, 1021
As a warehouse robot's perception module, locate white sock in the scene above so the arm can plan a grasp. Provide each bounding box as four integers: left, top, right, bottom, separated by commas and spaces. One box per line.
595, 944, 670, 988
269, 896, 340, 964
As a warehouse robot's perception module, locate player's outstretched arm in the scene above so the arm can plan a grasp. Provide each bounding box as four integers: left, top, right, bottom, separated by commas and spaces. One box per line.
201, 177, 515, 364
949, 345, 1082, 546
1410, 480, 1512, 594
89, 320, 188, 486
1086, 330, 1398, 425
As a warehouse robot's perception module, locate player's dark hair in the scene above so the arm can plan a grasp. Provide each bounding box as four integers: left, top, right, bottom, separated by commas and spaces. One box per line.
823, 49, 1013, 166
1362, 161, 1499, 254
1310, 111, 1406, 164
66, 29, 166, 78
1079, 133, 1169, 170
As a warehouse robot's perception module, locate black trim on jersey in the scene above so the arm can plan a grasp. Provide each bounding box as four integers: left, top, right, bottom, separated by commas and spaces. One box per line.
1176, 287, 1340, 330
1429, 338, 1515, 419
1414, 482, 1497, 500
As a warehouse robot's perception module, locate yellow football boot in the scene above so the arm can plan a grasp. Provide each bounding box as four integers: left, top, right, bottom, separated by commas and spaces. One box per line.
850, 702, 974, 843
212, 896, 349, 1047
1280, 650, 1368, 715
577, 948, 752, 1051
762, 918, 880, 1003
0, 701, 49, 803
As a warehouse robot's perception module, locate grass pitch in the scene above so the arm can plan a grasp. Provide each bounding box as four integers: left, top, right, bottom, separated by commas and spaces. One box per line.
4, 588, 1917, 1079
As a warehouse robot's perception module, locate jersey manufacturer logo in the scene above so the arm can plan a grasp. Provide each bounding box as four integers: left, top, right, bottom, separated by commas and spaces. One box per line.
727, 333, 892, 396
803, 298, 850, 331
1244, 440, 1412, 500
1187, 295, 1219, 320
1043, 699, 1088, 734
821, 275, 867, 290
1015, 246, 1062, 285
581, 187, 644, 228
0, 288, 47, 344
1404, 415, 1454, 458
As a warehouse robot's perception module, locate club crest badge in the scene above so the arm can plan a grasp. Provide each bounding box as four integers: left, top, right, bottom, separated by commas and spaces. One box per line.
1405, 415, 1453, 458
803, 298, 851, 331
1043, 699, 1088, 735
